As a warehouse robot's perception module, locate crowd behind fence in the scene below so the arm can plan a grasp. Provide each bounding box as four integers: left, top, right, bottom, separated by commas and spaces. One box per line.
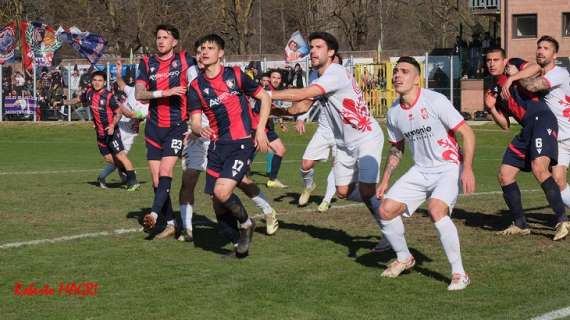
0, 54, 469, 122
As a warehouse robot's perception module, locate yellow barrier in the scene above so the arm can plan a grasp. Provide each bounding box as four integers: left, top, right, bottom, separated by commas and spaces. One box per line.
354, 62, 425, 117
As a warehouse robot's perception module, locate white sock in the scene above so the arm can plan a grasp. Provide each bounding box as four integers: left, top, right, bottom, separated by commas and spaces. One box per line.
167, 219, 175, 226
561, 184, 570, 209
180, 203, 193, 230
323, 170, 336, 203
251, 192, 273, 215
99, 163, 115, 179
434, 216, 465, 275
380, 216, 411, 262
240, 218, 252, 229
300, 168, 314, 188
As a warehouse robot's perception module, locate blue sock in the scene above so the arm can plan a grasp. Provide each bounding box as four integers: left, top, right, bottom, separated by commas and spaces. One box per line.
151, 176, 172, 214
269, 155, 283, 180
265, 152, 274, 176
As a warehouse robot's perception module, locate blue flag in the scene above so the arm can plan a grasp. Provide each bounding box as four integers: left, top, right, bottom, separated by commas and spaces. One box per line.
57, 26, 107, 65
0, 22, 17, 64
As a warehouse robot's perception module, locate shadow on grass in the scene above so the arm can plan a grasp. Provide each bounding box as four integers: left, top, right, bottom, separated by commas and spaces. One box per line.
278, 221, 449, 285
87, 180, 148, 189
273, 192, 322, 206
126, 208, 233, 254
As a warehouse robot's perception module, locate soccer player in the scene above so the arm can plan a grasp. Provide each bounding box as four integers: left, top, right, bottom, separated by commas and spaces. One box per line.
187, 34, 271, 257
178, 41, 278, 242
375, 57, 475, 291
270, 32, 390, 252
500, 36, 570, 240
96, 60, 147, 188
484, 47, 568, 240
252, 69, 288, 188
135, 24, 198, 239
64, 71, 140, 191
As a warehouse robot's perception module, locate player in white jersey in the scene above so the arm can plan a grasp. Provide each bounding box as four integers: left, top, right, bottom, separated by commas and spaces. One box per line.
96, 60, 147, 188
376, 57, 476, 291
178, 43, 279, 241
270, 31, 389, 251
503, 35, 570, 240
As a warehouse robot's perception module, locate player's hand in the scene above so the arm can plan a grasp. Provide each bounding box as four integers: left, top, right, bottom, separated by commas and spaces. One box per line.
376, 182, 389, 199
183, 130, 193, 145
106, 126, 114, 135
501, 78, 513, 100
255, 129, 270, 153
295, 120, 305, 134
484, 90, 497, 110
199, 126, 212, 140
461, 167, 476, 194
164, 86, 186, 97
116, 60, 122, 71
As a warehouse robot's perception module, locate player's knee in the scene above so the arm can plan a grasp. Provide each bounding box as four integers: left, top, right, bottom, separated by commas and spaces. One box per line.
301, 160, 314, 171
213, 187, 231, 203
498, 170, 514, 186
531, 163, 550, 182
335, 187, 349, 199
379, 203, 395, 220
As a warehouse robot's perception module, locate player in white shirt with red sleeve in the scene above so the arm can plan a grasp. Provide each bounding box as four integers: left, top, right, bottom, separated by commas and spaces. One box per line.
506, 35, 570, 239
375, 57, 476, 291
271, 32, 389, 252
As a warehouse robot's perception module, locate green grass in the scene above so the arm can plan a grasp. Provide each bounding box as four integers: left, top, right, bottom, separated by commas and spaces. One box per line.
0, 121, 568, 320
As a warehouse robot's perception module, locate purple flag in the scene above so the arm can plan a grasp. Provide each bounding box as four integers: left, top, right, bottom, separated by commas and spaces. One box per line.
0, 22, 17, 64
57, 26, 107, 65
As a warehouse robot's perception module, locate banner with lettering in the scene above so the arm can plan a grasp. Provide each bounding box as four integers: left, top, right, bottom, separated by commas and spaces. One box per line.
21, 21, 62, 72
4, 96, 37, 115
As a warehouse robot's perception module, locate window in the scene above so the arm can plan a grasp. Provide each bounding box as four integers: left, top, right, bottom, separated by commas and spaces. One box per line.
563, 13, 570, 37
513, 14, 537, 38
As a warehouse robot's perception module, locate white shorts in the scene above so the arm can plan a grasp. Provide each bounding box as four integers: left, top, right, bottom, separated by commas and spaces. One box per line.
384, 165, 461, 217
557, 139, 570, 167
181, 138, 209, 171
333, 131, 383, 186
119, 129, 137, 153
302, 127, 336, 161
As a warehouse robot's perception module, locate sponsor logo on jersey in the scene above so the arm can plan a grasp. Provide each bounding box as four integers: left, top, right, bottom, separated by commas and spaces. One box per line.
149, 70, 181, 81
403, 125, 433, 141
208, 90, 240, 107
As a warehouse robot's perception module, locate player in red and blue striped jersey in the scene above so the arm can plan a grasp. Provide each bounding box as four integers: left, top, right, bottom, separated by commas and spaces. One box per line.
135, 24, 198, 239
187, 34, 271, 258
65, 71, 139, 191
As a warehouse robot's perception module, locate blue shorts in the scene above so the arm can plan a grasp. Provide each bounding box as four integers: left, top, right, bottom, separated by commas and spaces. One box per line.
204, 138, 255, 195
502, 111, 558, 172
97, 130, 124, 156
267, 129, 279, 143
144, 122, 187, 160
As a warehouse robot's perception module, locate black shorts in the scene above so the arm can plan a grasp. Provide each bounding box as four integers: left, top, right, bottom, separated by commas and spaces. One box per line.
502, 111, 559, 172
144, 122, 187, 160
204, 138, 255, 195
267, 129, 279, 143
96, 130, 124, 156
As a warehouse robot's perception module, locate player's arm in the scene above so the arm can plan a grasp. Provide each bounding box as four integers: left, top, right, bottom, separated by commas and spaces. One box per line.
376, 141, 405, 199
270, 85, 323, 102
115, 60, 126, 91
119, 102, 136, 119
252, 89, 271, 153
63, 96, 81, 105
187, 85, 211, 140
501, 62, 543, 99
485, 90, 510, 130
517, 76, 550, 93
135, 58, 186, 101
106, 97, 122, 134
455, 123, 476, 194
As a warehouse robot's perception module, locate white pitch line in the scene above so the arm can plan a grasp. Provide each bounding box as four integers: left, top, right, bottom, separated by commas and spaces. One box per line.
530, 306, 570, 320
0, 189, 540, 250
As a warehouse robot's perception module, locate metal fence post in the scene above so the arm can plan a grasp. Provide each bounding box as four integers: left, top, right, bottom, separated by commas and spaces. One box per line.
450, 55, 454, 106
424, 52, 429, 89
0, 64, 3, 122
33, 64, 37, 122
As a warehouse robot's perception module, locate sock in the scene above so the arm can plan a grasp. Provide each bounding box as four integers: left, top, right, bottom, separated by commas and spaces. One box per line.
269, 155, 283, 180
300, 168, 314, 188
222, 194, 249, 224
99, 163, 115, 180
541, 177, 568, 223
434, 216, 465, 275
364, 195, 383, 229
323, 170, 336, 203
251, 191, 273, 215
561, 184, 570, 209
163, 196, 175, 225
151, 176, 172, 216
180, 203, 193, 230
216, 213, 240, 244
501, 182, 528, 228
265, 152, 274, 176
126, 170, 137, 185
380, 216, 411, 262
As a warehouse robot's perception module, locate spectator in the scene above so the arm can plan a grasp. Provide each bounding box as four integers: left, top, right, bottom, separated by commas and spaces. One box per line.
14, 71, 25, 96
69, 66, 80, 95
290, 63, 305, 88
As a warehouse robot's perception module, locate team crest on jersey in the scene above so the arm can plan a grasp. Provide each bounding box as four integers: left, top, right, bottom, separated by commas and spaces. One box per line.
226, 79, 235, 89
171, 60, 178, 68
100, 99, 106, 106
408, 113, 414, 121
203, 88, 210, 95
420, 107, 428, 120
150, 67, 156, 73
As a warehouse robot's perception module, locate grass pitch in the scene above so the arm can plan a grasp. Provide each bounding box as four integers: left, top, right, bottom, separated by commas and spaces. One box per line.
0, 121, 568, 320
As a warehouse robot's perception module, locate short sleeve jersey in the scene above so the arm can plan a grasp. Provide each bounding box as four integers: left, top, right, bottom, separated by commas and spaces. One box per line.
310, 63, 381, 147
187, 66, 262, 142
80, 88, 119, 137
386, 89, 465, 172
136, 50, 197, 128
543, 66, 570, 140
